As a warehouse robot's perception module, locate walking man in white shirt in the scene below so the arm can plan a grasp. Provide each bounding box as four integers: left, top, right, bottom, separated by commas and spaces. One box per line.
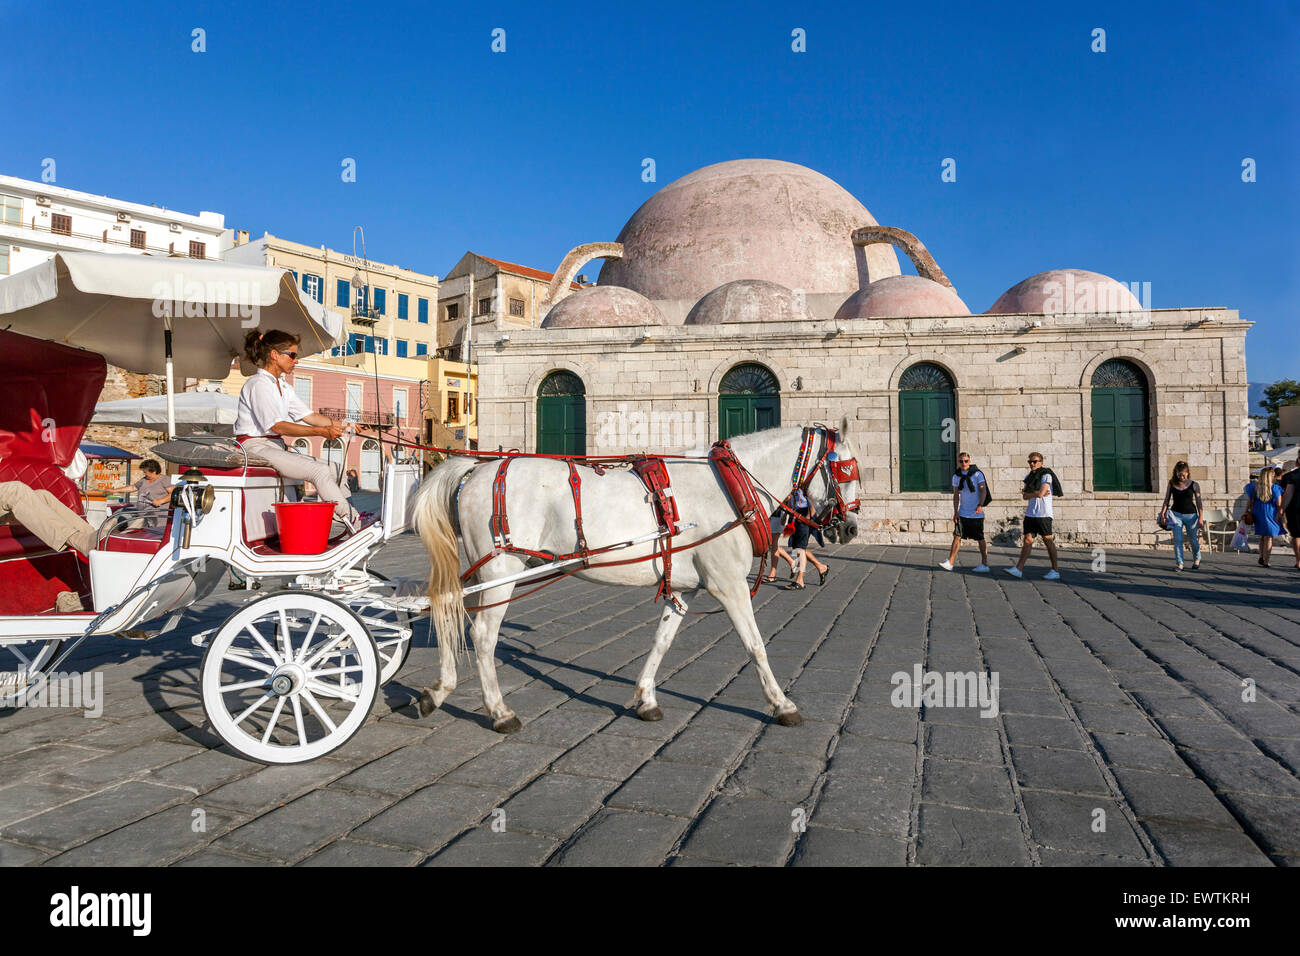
940, 452, 989, 572
1006, 451, 1061, 580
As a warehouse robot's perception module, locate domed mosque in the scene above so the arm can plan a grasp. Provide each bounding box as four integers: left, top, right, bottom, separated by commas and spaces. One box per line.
476, 159, 1250, 548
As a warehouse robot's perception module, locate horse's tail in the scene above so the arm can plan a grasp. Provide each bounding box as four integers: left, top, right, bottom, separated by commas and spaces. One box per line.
413, 456, 479, 661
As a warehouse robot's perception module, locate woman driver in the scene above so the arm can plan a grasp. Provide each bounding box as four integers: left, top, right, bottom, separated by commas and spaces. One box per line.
235, 329, 360, 530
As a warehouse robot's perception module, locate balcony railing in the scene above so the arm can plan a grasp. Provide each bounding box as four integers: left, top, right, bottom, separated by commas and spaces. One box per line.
0, 216, 218, 259
319, 407, 397, 427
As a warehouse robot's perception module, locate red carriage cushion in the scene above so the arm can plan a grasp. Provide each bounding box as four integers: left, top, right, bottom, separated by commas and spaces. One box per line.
0, 457, 85, 558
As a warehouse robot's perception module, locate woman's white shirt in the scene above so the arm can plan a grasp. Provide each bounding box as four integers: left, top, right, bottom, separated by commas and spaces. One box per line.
235, 369, 312, 437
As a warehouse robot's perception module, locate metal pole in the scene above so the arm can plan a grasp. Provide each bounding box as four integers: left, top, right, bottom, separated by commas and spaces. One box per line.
164, 312, 177, 439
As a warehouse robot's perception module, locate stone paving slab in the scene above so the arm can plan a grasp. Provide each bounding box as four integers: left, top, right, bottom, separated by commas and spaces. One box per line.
1, 539, 1298, 866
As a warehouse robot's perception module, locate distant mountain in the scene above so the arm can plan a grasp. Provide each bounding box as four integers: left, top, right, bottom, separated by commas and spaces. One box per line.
1248, 382, 1269, 417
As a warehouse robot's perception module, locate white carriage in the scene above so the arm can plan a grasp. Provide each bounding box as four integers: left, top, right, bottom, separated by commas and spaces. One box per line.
0, 252, 431, 764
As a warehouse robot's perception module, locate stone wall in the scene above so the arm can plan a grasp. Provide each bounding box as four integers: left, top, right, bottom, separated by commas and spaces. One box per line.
474, 308, 1251, 548
82, 367, 168, 463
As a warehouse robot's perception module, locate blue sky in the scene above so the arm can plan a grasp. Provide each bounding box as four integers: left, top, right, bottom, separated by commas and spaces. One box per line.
3, 0, 1296, 382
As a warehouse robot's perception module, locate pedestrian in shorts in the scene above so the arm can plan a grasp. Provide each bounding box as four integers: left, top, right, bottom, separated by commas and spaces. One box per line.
1006, 451, 1061, 580
940, 452, 989, 572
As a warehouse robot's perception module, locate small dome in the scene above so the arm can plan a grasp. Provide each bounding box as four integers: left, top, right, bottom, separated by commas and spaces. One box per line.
540, 285, 666, 328
598, 159, 900, 301
834, 275, 970, 319
987, 269, 1142, 314
684, 280, 810, 326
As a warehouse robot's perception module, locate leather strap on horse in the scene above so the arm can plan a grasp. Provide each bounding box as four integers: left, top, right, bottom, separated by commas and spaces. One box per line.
709, 440, 772, 558
490, 459, 511, 548
567, 460, 589, 564
631, 455, 683, 609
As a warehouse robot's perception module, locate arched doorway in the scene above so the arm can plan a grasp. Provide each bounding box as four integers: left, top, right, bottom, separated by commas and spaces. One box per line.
537, 371, 586, 454
1091, 359, 1150, 492
718, 363, 780, 440
899, 362, 956, 492
360, 440, 382, 490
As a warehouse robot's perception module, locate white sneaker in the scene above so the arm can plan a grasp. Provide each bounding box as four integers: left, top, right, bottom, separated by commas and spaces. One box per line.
1005, 566, 1023, 578
938, 560, 954, 571
1043, 569, 1061, 580
973, 564, 990, 573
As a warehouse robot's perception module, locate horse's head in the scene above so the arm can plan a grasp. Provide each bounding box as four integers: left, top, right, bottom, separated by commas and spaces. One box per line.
810, 416, 860, 543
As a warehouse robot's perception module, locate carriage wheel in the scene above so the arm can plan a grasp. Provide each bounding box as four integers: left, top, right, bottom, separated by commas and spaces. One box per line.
201, 592, 379, 764
358, 571, 413, 684
0, 639, 66, 705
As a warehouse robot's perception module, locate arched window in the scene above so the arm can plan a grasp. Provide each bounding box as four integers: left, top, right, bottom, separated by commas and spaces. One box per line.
322, 438, 344, 472
718, 363, 780, 440
898, 362, 955, 492
1091, 359, 1150, 492
537, 371, 586, 454
290, 438, 311, 455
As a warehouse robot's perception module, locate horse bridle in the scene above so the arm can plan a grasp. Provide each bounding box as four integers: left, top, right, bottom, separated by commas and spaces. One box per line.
789, 426, 860, 533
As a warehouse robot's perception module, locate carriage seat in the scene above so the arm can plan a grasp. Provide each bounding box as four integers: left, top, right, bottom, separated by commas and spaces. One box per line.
151, 435, 274, 471
0, 457, 85, 559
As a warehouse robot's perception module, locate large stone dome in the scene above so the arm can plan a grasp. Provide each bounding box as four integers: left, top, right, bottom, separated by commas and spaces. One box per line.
541, 285, 666, 328
835, 275, 970, 320
597, 159, 901, 302
988, 269, 1142, 315
684, 280, 809, 326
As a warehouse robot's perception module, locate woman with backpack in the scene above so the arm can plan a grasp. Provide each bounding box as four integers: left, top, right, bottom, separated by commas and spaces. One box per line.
1159, 460, 1203, 571
940, 452, 990, 572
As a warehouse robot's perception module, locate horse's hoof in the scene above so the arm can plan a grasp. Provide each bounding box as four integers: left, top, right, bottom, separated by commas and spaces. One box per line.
416, 688, 437, 718
776, 708, 803, 727
493, 715, 523, 734
637, 705, 663, 722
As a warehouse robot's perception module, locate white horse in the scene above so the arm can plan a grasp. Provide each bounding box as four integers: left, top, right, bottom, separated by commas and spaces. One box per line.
412, 419, 861, 733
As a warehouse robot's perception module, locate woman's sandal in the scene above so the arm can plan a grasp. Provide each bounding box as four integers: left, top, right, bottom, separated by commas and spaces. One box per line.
786, 582, 806, 590
1175, 565, 1183, 572
817, 567, 830, 586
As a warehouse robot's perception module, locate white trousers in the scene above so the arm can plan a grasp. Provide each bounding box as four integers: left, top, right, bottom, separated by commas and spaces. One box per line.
242, 438, 356, 521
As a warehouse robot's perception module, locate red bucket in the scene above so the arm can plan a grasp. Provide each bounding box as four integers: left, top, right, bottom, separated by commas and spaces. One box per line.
273, 502, 337, 554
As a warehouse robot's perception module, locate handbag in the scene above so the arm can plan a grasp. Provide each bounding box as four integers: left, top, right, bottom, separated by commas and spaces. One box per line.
1156, 511, 1169, 531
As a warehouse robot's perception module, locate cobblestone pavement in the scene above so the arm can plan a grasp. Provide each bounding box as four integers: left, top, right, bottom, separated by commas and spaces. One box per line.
2, 534, 1298, 867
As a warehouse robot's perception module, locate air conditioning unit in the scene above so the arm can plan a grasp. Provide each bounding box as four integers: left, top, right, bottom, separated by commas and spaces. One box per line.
169, 222, 182, 233
116, 211, 130, 222
35, 196, 51, 206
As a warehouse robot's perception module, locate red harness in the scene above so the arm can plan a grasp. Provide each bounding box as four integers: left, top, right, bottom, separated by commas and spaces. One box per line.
455, 430, 859, 611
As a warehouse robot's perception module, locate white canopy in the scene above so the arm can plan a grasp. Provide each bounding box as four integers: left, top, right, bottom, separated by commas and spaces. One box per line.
92, 392, 240, 435
1264, 445, 1299, 464
0, 252, 345, 379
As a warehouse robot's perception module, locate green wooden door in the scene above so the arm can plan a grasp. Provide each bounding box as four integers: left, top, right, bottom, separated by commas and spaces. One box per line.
718, 364, 780, 440
1092, 387, 1148, 491
899, 389, 955, 491
537, 372, 586, 455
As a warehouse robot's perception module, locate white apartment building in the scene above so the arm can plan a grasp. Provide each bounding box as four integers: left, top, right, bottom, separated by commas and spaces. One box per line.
0, 173, 227, 277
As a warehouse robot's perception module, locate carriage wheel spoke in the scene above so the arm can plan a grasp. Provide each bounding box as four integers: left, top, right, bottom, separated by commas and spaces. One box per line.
261, 696, 287, 745
305, 678, 358, 701
233, 692, 273, 726
244, 624, 283, 667
299, 688, 337, 733
221, 677, 271, 694
222, 653, 275, 674
291, 696, 307, 745
309, 665, 364, 678
295, 612, 322, 662
303, 633, 347, 670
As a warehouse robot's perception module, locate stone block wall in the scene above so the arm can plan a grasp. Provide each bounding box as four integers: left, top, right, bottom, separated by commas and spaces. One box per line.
474, 308, 1251, 548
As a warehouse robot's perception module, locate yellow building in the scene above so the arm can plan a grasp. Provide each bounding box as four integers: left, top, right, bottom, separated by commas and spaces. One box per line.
224, 230, 439, 380
423, 358, 478, 451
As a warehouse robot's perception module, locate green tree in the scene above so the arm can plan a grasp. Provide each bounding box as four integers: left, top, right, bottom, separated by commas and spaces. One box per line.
1258, 379, 1300, 435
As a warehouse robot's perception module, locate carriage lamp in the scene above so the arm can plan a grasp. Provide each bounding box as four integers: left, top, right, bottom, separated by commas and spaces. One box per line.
171, 469, 216, 548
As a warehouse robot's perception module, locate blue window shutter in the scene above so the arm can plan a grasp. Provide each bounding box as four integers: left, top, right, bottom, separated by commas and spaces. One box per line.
397, 339, 408, 357
398, 293, 408, 319
337, 279, 350, 307
418, 298, 429, 323
374, 288, 386, 315
416, 343, 428, 356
